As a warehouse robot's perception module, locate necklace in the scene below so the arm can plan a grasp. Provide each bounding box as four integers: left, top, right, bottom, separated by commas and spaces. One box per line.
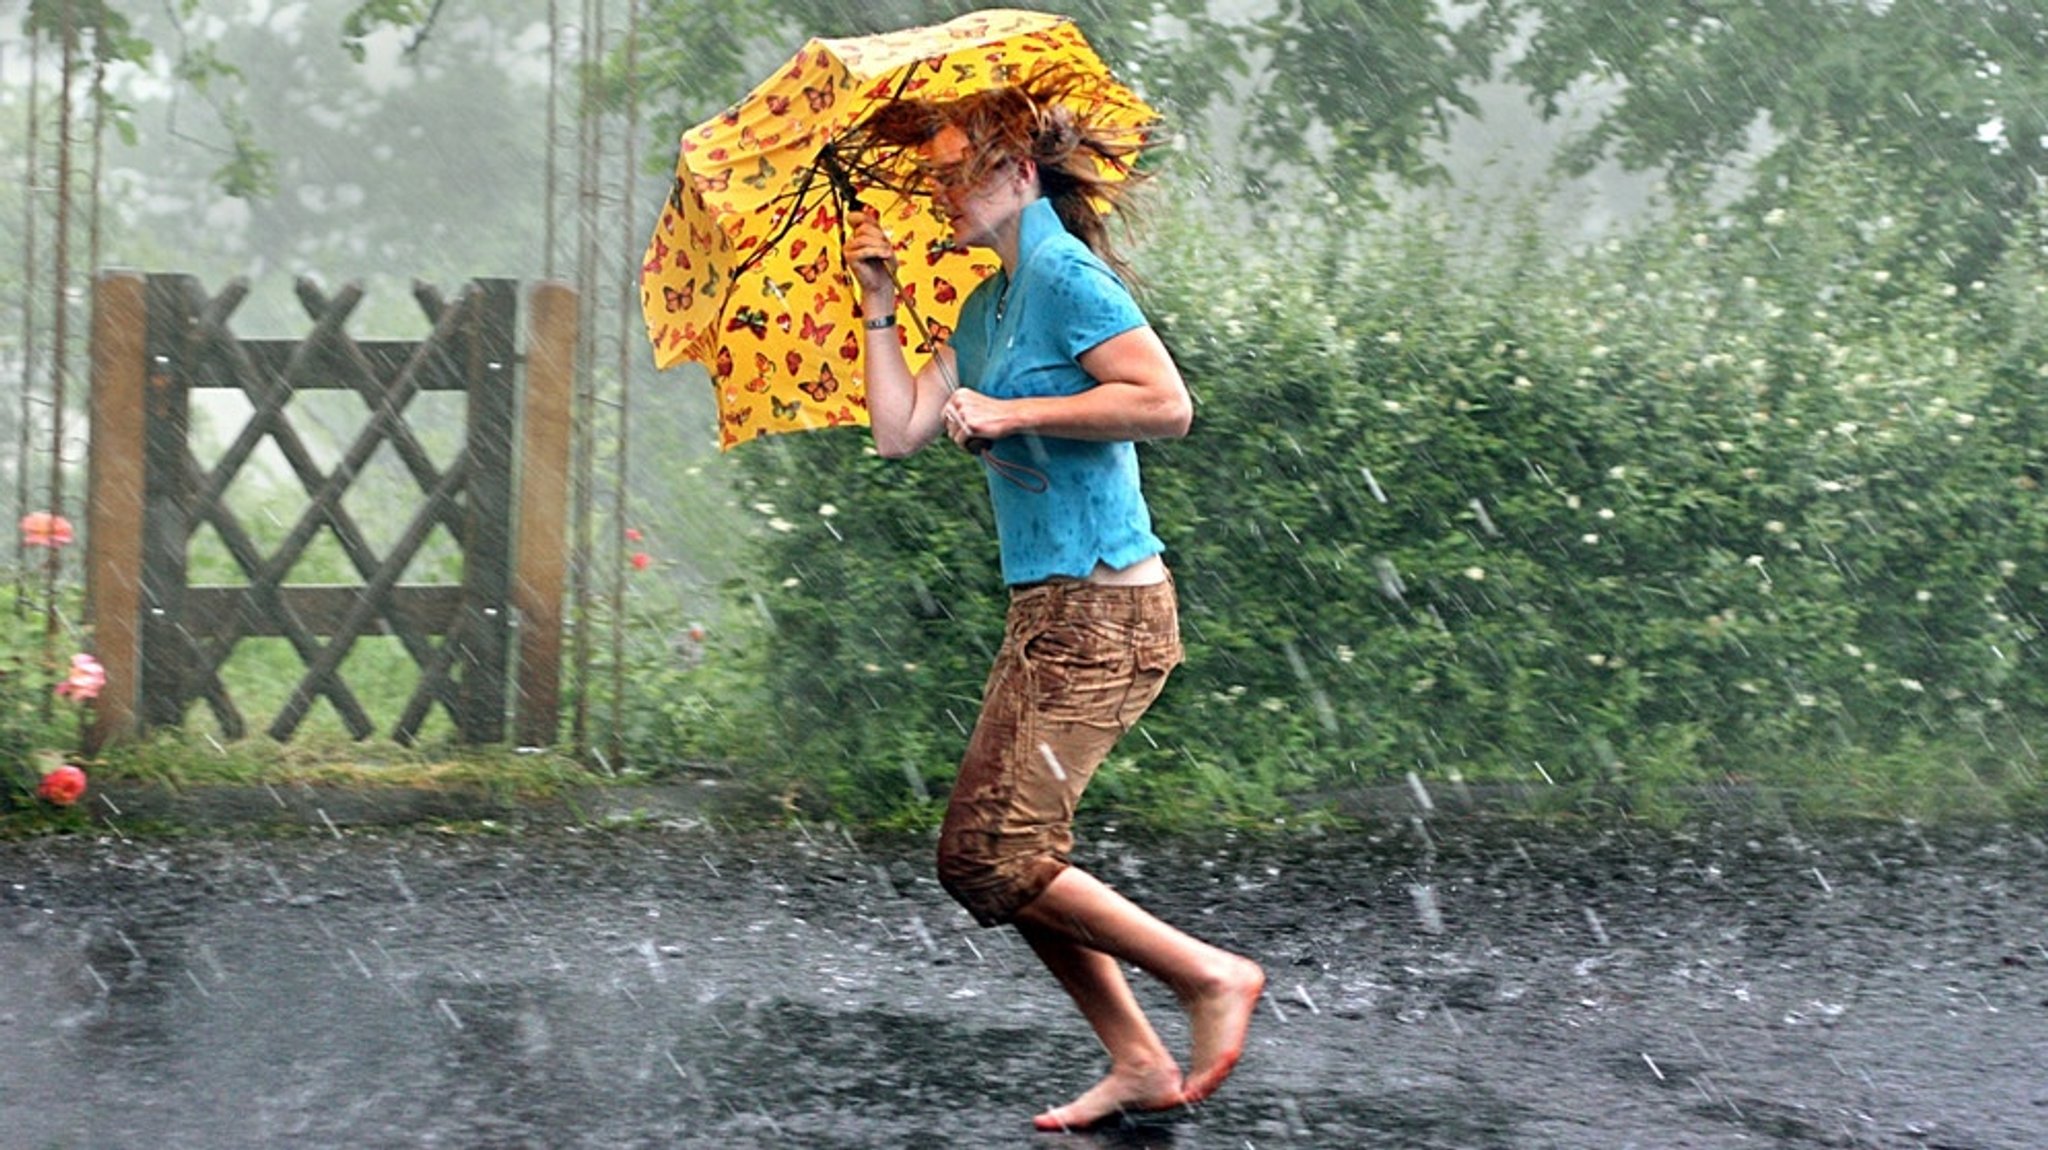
994, 274, 1012, 324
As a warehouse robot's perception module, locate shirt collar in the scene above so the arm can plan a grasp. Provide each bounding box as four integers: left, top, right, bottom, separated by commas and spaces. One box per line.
1015, 196, 1065, 267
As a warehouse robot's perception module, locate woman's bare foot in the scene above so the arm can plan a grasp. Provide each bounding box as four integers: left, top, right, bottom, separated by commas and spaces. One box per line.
1031, 1060, 1184, 1132
1178, 957, 1266, 1106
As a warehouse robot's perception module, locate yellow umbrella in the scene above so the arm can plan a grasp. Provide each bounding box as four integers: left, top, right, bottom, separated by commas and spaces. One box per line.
639, 8, 1158, 449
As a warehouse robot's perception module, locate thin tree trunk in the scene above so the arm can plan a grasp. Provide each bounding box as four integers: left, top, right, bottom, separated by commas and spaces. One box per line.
608, 0, 640, 770
568, 0, 606, 761
544, 0, 560, 280
16, 29, 43, 615
44, 1, 80, 679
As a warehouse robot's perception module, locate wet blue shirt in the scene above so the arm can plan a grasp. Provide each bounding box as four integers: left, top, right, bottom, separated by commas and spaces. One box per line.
947, 198, 1166, 586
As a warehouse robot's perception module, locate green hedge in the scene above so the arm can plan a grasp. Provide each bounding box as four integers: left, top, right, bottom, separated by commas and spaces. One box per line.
638, 139, 2047, 822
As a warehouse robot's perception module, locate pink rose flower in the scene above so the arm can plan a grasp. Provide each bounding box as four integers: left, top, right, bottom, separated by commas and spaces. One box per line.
630, 552, 652, 571
55, 653, 106, 703
20, 511, 74, 548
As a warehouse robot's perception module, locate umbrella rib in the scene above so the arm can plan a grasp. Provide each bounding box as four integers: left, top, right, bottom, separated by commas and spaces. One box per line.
729, 165, 823, 284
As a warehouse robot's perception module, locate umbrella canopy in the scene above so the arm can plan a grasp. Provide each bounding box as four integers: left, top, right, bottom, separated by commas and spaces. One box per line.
639, 8, 1158, 449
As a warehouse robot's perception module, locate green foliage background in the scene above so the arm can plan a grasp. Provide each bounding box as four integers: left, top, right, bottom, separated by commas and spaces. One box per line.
11, 0, 2044, 825
629, 136, 2047, 823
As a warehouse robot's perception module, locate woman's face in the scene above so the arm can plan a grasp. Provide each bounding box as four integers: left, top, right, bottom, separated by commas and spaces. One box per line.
920, 123, 1024, 249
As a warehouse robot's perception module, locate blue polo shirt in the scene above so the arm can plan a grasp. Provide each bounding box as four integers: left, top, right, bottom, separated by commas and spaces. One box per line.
947, 198, 1167, 586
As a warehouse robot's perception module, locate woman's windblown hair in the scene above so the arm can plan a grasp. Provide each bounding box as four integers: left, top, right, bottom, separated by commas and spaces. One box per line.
849, 65, 1161, 282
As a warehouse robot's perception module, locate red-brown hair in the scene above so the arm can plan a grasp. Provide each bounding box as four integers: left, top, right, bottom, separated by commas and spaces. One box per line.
851, 65, 1159, 282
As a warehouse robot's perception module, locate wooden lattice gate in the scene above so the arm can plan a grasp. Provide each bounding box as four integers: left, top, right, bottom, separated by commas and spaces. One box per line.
84, 271, 577, 749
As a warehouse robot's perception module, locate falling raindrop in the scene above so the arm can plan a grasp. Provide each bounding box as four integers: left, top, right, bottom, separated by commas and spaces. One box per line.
1372, 555, 1406, 604
907, 913, 939, 957
1406, 770, 1435, 813
1282, 639, 1339, 733
1410, 882, 1445, 934
900, 759, 930, 801
1469, 497, 1500, 537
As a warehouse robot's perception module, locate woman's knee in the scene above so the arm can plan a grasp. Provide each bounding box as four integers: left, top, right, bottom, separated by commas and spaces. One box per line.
937, 833, 1062, 927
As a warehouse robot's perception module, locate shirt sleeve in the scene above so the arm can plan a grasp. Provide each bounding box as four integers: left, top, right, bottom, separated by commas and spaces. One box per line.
1043, 246, 1147, 362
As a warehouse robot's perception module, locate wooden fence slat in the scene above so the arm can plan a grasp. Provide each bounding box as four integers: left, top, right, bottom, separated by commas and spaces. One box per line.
85, 271, 148, 751
451, 279, 519, 743
191, 282, 364, 516
179, 585, 466, 640
140, 274, 200, 730
190, 340, 471, 391
512, 281, 577, 748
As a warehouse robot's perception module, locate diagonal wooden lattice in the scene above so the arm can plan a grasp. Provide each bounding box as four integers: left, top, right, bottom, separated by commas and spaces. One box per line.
122, 273, 532, 744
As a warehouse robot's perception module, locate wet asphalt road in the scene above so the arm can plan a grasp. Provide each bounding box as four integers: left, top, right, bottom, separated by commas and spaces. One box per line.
2, 812, 2045, 1149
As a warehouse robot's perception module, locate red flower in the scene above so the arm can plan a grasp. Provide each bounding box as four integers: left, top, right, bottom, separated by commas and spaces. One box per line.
630, 552, 652, 571
625, 528, 645, 543
20, 511, 73, 548
37, 765, 87, 806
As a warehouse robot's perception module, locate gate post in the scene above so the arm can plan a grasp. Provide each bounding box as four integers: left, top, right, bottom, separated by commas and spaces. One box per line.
84, 271, 148, 750
512, 281, 576, 747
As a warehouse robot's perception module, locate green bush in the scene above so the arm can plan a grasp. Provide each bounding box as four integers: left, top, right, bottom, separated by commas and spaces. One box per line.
664, 135, 2046, 823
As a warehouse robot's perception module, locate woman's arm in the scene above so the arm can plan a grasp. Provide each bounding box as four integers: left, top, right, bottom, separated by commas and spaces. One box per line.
943, 325, 1192, 446
847, 211, 953, 458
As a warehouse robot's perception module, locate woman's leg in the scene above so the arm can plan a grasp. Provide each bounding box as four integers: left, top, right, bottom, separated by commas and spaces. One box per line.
941, 579, 1261, 1125
1013, 922, 1184, 1130
1014, 866, 1266, 1113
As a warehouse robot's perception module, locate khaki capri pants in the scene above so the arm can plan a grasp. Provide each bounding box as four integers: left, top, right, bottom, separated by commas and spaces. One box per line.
936, 574, 1183, 926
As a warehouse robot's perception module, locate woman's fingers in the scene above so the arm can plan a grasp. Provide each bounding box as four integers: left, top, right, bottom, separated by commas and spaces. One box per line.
847, 213, 898, 293
944, 390, 1000, 446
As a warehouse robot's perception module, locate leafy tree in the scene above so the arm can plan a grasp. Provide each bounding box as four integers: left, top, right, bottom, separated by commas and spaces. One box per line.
1229, 0, 1507, 198
22, 0, 277, 197
1508, 0, 2048, 282
95, 0, 559, 319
